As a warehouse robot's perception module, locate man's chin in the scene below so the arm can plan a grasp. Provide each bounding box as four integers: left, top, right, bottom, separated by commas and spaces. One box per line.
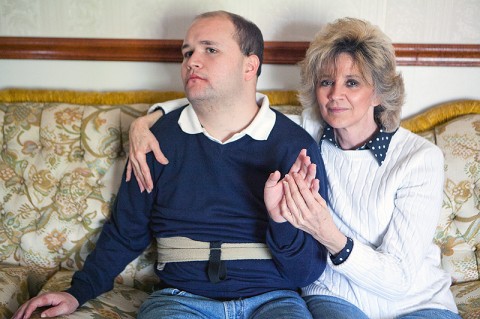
185, 91, 211, 103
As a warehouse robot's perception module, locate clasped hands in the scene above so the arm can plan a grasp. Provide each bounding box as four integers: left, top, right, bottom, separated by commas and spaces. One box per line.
264, 150, 346, 253
264, 149, 327, 227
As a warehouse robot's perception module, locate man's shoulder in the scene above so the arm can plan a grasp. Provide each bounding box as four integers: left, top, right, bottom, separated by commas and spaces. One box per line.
151, 105, 186, 131
271, 109, 313, 139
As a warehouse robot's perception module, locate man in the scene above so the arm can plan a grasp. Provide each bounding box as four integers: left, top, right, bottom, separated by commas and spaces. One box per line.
14, 11, 327, 319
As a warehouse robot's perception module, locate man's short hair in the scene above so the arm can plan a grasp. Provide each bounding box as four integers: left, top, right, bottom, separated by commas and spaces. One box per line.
196, 11, 264, 76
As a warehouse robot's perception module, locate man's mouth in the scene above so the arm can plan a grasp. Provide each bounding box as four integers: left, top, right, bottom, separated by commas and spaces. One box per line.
187, 74, 204, 83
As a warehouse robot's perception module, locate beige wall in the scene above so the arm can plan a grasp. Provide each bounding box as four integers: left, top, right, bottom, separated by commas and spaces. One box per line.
1, 0, 479, 118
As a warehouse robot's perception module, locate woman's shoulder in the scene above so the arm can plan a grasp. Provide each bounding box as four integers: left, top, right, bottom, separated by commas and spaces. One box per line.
392, 127, 444, 163
396, 127, 441, 151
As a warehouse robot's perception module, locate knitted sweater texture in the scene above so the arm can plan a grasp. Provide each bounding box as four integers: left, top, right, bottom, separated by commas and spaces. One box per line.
302, 127, 457, 318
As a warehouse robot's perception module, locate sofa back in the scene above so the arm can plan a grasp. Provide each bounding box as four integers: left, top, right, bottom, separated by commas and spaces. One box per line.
403, 100, 480, 285
432, 113, 480, 284
0, 101, 160, 294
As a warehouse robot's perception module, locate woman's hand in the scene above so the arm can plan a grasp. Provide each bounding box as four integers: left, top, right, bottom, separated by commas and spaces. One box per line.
126, 111, 168, 193
282, 169, 347, 255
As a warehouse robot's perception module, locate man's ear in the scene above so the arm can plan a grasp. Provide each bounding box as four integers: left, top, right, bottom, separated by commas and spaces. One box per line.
244, 54, 260, 81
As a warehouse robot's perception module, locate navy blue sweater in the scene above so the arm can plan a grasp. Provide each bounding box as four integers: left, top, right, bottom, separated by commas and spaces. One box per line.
67, 107, 328, 305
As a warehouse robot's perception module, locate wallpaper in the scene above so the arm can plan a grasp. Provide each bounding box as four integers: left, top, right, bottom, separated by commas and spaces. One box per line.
0, 0, 479, 43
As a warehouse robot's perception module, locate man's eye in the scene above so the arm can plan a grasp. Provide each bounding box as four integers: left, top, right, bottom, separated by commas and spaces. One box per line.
183, 51, 193, 58
207, 48, 217, 54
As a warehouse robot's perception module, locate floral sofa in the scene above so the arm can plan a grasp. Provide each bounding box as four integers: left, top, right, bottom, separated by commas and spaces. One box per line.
0, 89, 478, 318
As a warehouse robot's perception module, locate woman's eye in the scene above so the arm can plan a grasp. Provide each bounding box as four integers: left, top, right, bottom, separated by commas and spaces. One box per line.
320, 80, 333, 87
346, 80, 359, 87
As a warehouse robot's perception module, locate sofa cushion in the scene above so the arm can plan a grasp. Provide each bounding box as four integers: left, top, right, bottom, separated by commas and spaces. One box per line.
451, 280, 480, 319
30, 270, 150, 319
433, 113, 480, 284
0, 264, 29, 318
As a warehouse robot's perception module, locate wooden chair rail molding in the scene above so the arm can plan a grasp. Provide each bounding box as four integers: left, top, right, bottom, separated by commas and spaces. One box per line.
1, 37, 479, 67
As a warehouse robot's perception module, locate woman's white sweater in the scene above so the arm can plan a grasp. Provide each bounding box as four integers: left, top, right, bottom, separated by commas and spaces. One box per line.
301, 126, 458, 319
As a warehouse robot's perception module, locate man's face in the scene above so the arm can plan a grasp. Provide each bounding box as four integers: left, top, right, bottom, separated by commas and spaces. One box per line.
181, 16, 247, 103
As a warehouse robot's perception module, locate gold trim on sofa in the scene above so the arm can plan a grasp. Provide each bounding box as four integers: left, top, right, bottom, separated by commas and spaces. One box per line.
401, 100, 480, 133
0, 89, 301, 107
1, 89, 478, 135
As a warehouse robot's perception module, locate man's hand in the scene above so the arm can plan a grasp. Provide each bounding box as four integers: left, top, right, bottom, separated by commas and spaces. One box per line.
287, 149, 316, 186
126, 111, 168, 193
264, 170, 288, 223
12, 292, 79, 319
264, 149, 317, 223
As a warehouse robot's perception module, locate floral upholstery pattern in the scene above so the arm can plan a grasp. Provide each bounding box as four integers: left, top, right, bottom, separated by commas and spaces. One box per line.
417, 111, 480, 318
0, 264, 29, 318
24, 270, 150, 319
441, 114, 480, 318
0, 92, 479, 318
0, 101, 158, 318
451, 281, 480, 319
433, 114, 480, 284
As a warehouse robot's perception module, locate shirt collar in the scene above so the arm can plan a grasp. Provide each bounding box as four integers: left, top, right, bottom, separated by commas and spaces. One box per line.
320, 124, 396, 166
178, 93, 275, 144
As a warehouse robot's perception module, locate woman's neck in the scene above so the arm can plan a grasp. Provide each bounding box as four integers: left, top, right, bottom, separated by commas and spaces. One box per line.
334, 123, 379, 150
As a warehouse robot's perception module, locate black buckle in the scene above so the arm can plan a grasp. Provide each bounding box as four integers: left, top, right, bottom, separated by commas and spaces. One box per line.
208, 241, 227, 283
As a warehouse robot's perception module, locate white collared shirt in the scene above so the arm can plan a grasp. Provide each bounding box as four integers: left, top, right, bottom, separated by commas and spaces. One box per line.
151, 93, 276, 144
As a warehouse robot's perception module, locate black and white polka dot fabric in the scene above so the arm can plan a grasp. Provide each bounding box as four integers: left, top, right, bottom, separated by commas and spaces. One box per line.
320, 124, 397, 166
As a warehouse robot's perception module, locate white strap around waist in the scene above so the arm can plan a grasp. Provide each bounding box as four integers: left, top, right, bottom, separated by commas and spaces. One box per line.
156, 236, 272, 263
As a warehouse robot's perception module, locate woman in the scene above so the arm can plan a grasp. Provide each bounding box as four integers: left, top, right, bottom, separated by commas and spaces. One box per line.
127, 17, 459, 319
266, 17, 459, 319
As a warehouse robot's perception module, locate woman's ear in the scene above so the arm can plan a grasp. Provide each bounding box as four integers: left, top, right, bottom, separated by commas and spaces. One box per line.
371, 93, 381, 108
244, 54, 260, 81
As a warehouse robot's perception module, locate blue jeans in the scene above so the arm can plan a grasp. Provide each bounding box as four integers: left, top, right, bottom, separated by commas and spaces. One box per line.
397, 309, 462, 319
304, 295, 369, 319
138, 288, 313, 319
304, 295, 461, 319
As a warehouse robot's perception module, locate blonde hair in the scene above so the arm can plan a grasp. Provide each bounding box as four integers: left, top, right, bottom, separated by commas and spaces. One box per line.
298, 17, 405, 132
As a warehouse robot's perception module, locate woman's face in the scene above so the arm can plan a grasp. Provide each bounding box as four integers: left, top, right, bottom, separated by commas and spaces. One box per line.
316, 53, 380, 135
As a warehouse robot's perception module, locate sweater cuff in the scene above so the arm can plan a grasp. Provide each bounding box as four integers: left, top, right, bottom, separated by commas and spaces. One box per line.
65, 273, 98, 306
148, 104, 164, 115
147, 98, 190, 115
330, 237, 353, 265
65, 286, 91, 307
268, 219, 299, 246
